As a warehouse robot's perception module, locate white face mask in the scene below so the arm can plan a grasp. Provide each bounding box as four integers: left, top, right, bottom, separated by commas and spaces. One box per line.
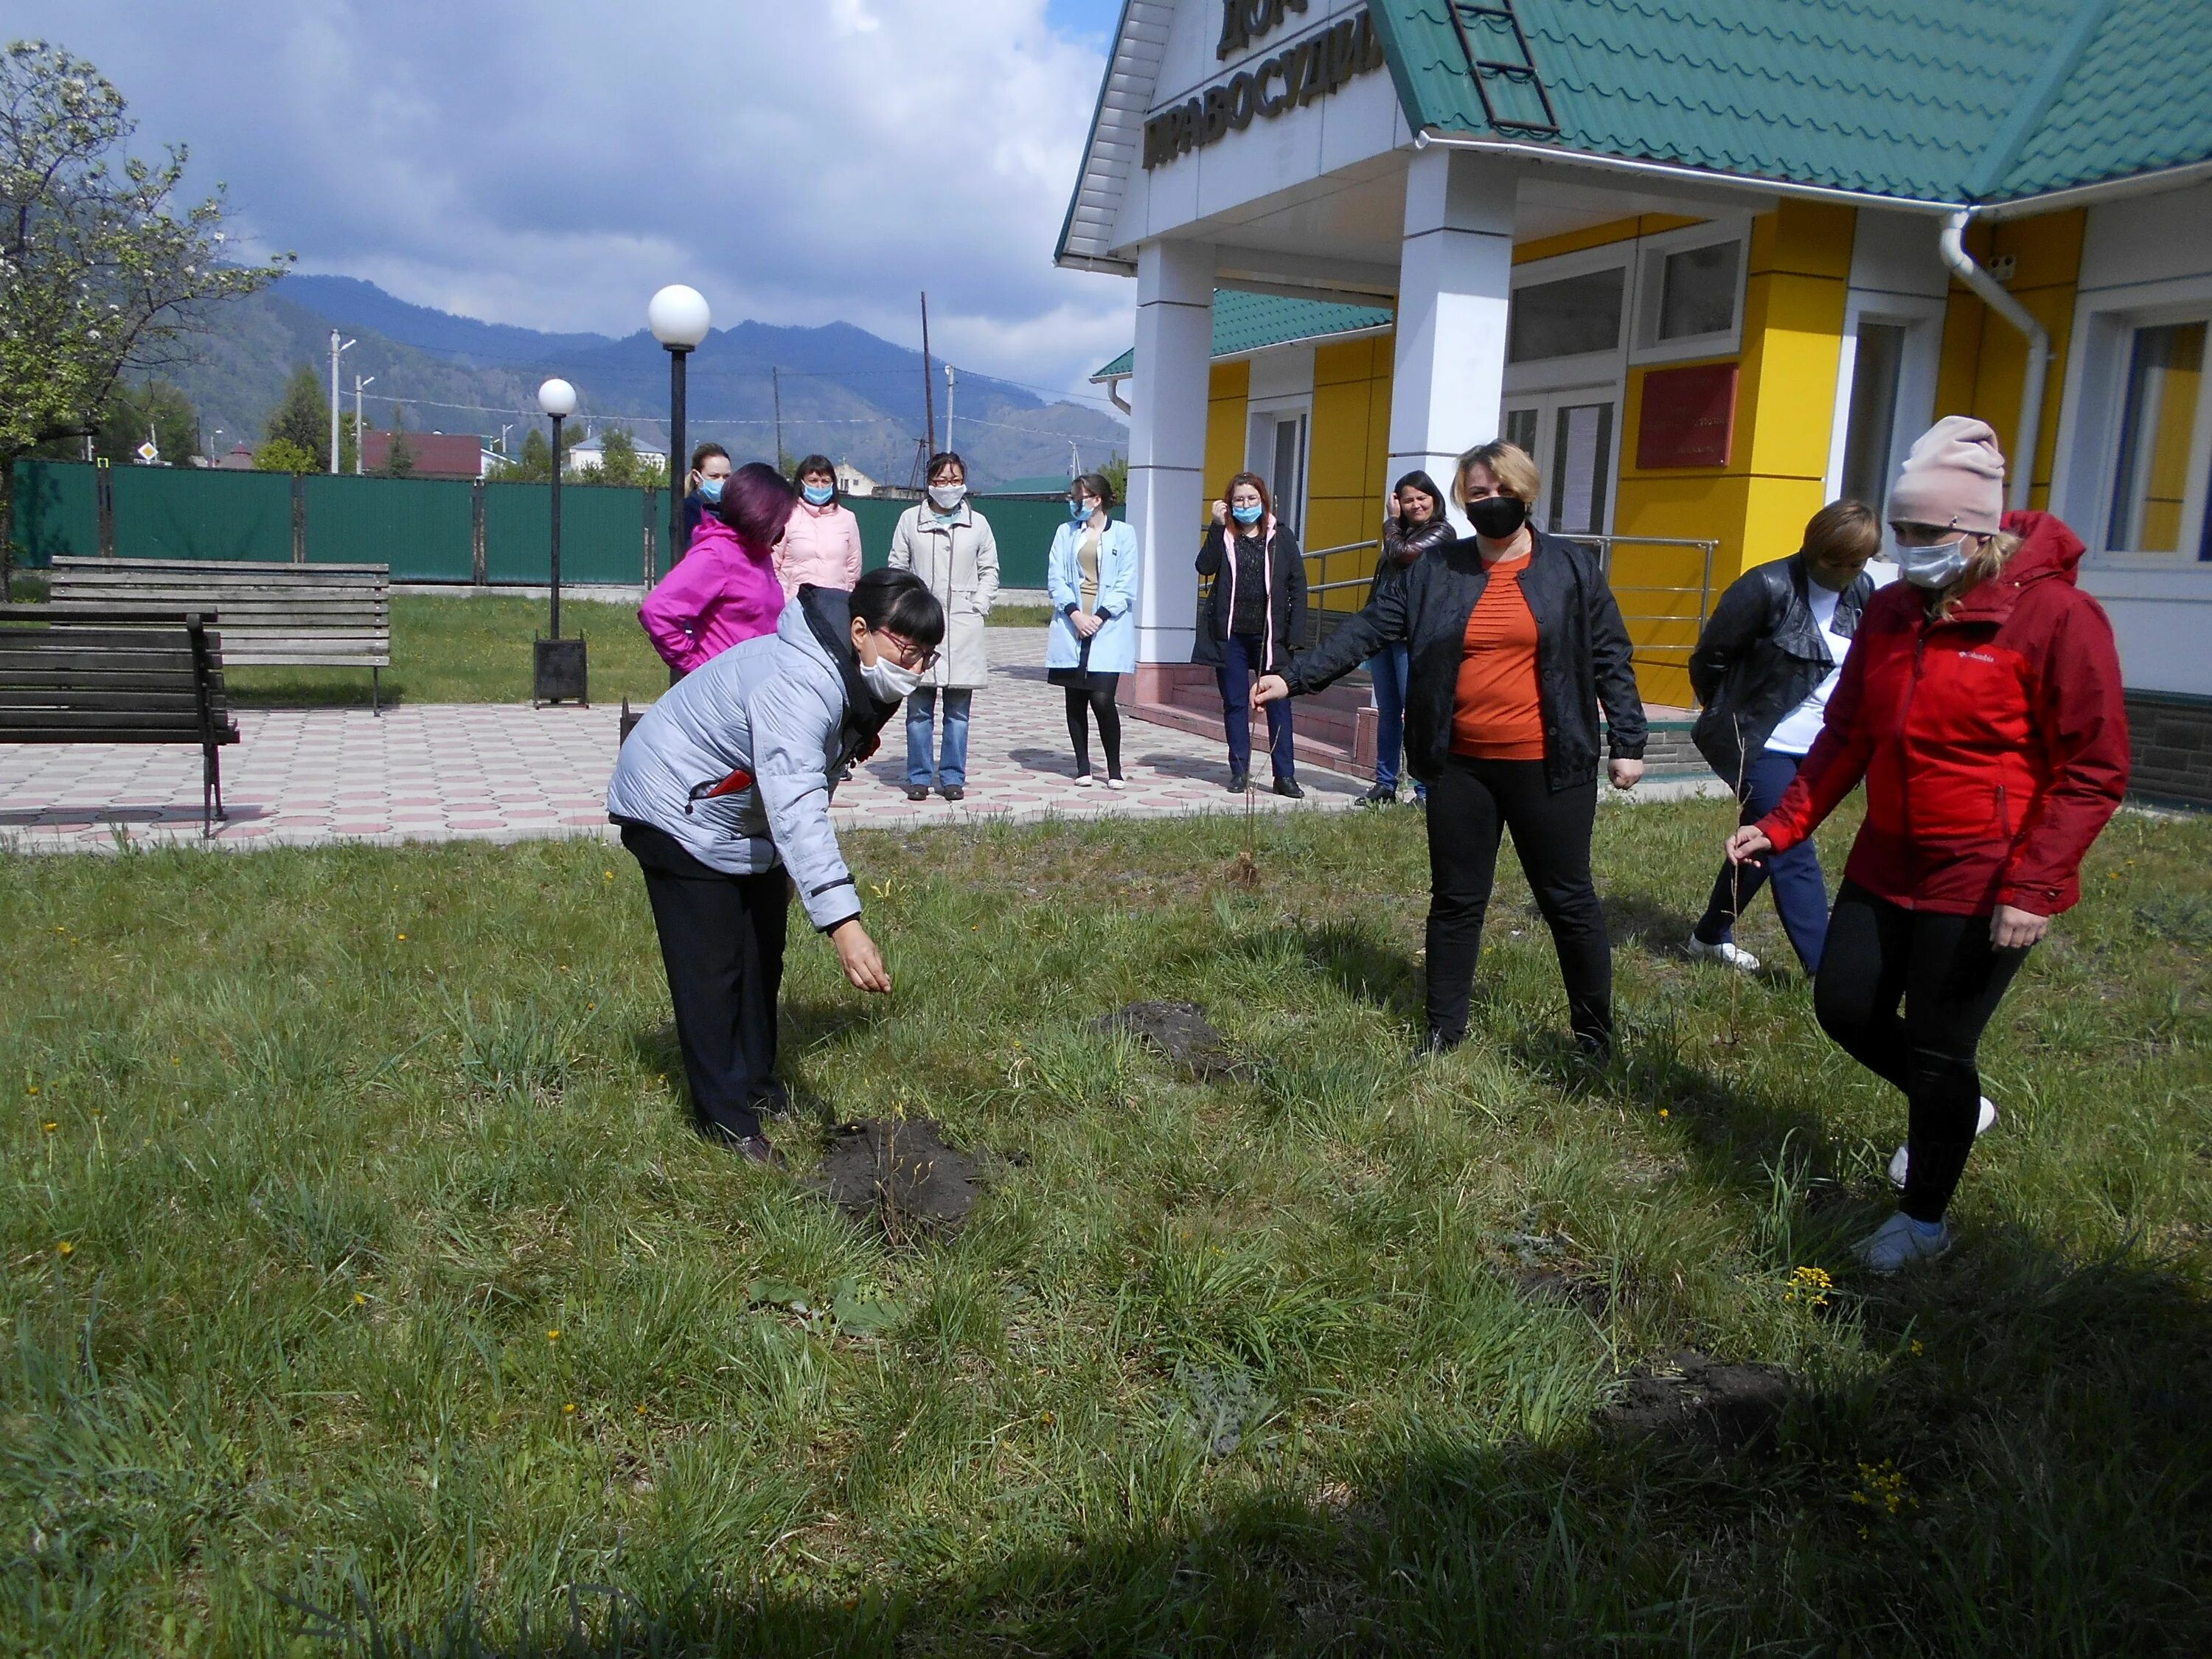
859, 653, 923, 701
928, 484, 965, 512
1892, 532, 1971, 590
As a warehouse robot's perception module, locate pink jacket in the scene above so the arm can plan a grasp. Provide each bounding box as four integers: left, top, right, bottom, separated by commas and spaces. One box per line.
639, 515, 785, 674
776, 500, 863, 597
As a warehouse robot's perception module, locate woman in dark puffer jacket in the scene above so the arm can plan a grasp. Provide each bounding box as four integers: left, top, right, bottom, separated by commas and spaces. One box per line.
1728, 417, 2129, 1276
1361, 470, 1455, 807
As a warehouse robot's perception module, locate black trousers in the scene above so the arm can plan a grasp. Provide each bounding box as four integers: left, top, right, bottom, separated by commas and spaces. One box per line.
1815, 880, 2028, 1222
1426, 754, 1612, 1048
622, 823, 789, 1141
1064, 685, 1122, 778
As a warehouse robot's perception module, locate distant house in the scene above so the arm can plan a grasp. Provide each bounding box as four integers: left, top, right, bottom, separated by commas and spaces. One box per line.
566, 434, 668, 476
833, 461, 877, 498
212, 444, 257, 472
362, 430, 490, 480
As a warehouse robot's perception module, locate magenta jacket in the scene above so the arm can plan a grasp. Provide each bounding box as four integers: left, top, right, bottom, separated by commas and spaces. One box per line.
776, 500, 863, 598
639, 515, 785, 675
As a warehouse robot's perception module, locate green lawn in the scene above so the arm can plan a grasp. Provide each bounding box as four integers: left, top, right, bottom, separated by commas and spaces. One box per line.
4, 804, 2208, 1654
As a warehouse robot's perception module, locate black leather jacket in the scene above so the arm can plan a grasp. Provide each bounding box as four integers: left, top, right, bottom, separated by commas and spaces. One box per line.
1367, 516, 1455, 607
1688, 552, 1876, 784
1287, 529, 1646, 792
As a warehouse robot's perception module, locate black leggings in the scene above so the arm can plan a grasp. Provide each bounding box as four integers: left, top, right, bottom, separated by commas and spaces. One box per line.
1815, 880, 2029, 1222
1426, 754, 1612, 1049
1065, 686, 1122, 779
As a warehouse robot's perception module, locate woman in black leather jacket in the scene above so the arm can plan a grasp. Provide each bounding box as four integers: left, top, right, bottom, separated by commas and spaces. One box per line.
1362, 471, 1455, 806
1686, 498, 1887, 974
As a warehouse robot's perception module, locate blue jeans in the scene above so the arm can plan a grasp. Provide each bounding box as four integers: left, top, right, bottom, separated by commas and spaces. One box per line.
1694, 748, 1830, 972
1365, 643, 1424, 799
905, 687, 973, 788
1217, 633, 1295, 781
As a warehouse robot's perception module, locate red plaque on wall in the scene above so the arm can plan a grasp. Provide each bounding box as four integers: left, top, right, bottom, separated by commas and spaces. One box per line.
1636, 363, 1738, 468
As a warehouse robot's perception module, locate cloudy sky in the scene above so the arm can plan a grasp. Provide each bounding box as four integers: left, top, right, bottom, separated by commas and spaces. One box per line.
13, 0, 1135, 405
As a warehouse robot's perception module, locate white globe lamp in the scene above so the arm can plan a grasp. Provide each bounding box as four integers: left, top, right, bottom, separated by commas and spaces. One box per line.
537, 378, 577, 419
647, 284, 712, 349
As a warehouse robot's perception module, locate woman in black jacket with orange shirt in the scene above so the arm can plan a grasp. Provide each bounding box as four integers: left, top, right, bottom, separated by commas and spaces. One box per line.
1254, 440, 1646, 1055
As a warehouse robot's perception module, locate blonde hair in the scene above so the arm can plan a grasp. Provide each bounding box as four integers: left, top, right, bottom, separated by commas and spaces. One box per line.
1453, 440, 1542, 508
1933, 529, 2023, 619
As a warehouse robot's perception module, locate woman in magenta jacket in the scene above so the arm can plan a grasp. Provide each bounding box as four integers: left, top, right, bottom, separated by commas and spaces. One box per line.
641, 462, 795, 676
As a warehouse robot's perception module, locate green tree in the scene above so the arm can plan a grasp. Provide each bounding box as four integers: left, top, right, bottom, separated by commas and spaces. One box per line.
491, 426, 554, 483
253, 437, 314, 474
0, 41, 291, 477
265, 366, 329, 469
381, 426, 417, 478
590, 426, 665, 489
96, 379, 197, 465
1101, 453, 1128, 508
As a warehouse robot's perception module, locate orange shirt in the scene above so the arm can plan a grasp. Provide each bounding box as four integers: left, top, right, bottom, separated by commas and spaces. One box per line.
1450, 551, 1545, 760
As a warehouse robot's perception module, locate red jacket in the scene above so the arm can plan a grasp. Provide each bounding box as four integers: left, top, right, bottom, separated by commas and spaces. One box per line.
1758, 512, 2128, 917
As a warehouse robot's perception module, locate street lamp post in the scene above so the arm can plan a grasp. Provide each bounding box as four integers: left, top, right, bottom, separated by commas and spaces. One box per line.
647, 285, 711, 582
532, 377, 586, 707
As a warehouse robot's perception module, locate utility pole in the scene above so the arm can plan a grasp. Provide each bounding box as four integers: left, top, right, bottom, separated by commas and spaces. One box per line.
353, 375, 375, 475
919, 291, 936, 462
945, 363, 956, 452
1069, 439, 1082, 477
772, 366, 785, 472
328, 330, 355, 474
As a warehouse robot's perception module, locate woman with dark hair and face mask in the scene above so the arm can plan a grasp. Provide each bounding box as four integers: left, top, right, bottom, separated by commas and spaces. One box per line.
1363, 470, 1453, 807
1728, 417, 2129, 1274
777, 454, 863, 599
888, 452, 999, 801
1253, 439, 1646, 1058
680, 442, 732, 553
608, 568, 945, 1166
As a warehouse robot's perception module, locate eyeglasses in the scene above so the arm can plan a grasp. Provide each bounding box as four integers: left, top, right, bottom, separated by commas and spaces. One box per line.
879, 631, 939, 672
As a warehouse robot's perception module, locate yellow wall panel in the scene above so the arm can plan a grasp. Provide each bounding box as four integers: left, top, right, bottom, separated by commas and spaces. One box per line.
1310, 378, 1377, 499
1203, 361, 1249, 509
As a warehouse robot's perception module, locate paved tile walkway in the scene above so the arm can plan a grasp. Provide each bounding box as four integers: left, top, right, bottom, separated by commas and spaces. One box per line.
0, 630, 1373, 855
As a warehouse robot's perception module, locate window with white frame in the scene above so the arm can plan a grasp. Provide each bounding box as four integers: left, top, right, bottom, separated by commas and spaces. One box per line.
1246, 408, 1308, 534
2104, 319, 2211, 559
1509, 266, 1626, 364
1632, 227, 1747, 363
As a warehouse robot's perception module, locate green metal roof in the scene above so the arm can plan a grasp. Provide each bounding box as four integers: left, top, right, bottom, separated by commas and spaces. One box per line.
1091, 290, 1394, 381
1370, 0, 2212, 206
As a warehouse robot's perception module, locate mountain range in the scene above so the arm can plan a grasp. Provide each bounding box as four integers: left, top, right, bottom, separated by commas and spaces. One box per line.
166, 274, 1129, 490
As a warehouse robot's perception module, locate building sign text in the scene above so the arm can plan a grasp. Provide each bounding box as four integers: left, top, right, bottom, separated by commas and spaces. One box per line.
1146, 12, 1386, 170
1217, 0, 1306, 59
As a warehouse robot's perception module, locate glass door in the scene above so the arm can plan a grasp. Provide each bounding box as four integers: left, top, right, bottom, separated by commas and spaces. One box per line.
1500, 392, 1617, 537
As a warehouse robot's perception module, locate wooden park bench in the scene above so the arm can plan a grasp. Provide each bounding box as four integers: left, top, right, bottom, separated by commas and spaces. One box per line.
0, 606, 241, 836
49, 557, 393, 712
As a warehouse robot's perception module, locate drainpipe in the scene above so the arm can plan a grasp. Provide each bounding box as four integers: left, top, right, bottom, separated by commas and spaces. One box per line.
1938, 209, 2048, 512
1105, 375, 1131, 417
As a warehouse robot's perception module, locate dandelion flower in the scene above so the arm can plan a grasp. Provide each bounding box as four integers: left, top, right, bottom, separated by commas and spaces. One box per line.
28, 1085, 38, 1095
397, 933, 408, 941
604, 870, 615, 880
56, 1240, 74, 1257
42, 1121, 58, 1133
563, 1402, 577, 1416
547, 1328, 562, 1342
1658, 1108, 1669, 1119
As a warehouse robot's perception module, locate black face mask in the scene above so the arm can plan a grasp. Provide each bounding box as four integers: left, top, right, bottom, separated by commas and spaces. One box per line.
1466, 495, 1529, 540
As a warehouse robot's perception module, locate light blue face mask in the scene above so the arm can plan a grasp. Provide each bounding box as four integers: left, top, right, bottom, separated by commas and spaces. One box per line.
1231, 502, 1263, 526
804, 484, 835, 507
1070, 498, 1096, 523
698, 476, 725, 504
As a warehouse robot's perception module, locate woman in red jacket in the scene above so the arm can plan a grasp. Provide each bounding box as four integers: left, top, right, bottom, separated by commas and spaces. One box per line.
1727, 417, 2129, 1274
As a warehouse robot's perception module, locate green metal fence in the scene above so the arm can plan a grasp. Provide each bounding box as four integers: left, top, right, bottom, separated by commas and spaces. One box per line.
113, 465, 294, 563
7, 459, 1082, 590
302, 474, 476, 581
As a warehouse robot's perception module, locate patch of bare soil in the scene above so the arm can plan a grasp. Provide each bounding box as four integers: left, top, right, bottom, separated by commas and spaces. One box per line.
1599, 1350, 1792, 1453
1495, 1263, 1613, 1315
1093, 1001, 1248, 1082
811, 1118, 981, 1236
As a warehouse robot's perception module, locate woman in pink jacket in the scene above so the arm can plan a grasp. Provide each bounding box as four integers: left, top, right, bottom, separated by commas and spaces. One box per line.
776, 455, 865, 599
640, 462, 794, 676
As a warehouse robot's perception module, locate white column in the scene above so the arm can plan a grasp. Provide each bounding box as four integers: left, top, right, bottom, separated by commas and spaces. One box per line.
1388, 149, 1517, 528
1127, 238, 1215, 669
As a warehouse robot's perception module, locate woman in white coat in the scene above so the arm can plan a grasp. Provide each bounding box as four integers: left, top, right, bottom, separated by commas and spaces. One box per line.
1046, 472, 1141, 787
888, 451, 999, 802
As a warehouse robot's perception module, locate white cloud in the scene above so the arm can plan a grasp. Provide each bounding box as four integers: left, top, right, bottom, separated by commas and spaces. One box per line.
10, 0, 1135, 402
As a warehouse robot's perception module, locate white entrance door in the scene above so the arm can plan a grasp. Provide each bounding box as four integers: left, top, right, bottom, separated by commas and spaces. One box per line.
1501, 391, 1618, 537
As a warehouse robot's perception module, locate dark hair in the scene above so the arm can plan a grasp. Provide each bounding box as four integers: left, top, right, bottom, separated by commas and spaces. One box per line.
1804, 498, 1881, 564
1225, 470, 1273, 526
1071, 471, 1116, 510
851, 567, 945, 648
794, 453, 836, 487
926, 451, 967, 484
1393, 470, 1444, 520
712, 461, 797, 550
689, 441, 728, 473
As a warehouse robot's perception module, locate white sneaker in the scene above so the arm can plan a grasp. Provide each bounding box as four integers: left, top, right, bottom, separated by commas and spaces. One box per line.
1073, 773, 1094, 787
1888, 1096, 1999, 1188
1105, 776, 1126, 790
1851, 1211, 1952, 1275
1686, 937, 1761, 973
